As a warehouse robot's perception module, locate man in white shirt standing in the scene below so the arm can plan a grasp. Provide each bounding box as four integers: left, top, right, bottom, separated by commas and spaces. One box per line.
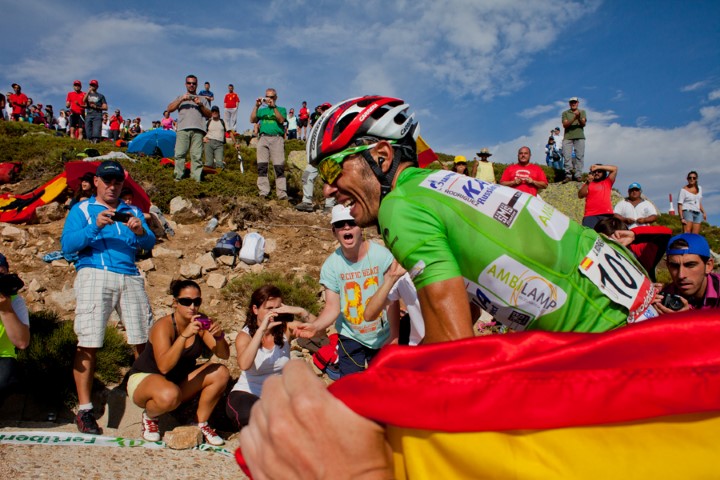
614, 182, 658, 229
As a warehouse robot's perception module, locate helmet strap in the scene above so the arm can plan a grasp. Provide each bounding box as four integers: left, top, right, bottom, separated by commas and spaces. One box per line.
360, 149, 399, 202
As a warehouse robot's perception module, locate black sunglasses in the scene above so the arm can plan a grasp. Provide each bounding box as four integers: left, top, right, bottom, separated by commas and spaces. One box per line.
186, 81, 197, 85
177, 297, 202, 307
332, 220, 357, 229
688, 176, 697, 180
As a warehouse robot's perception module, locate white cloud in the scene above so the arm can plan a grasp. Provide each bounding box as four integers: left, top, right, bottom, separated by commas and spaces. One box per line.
519, 103, 561, 118
681, 81, 708, 92
708, 89, 720, 101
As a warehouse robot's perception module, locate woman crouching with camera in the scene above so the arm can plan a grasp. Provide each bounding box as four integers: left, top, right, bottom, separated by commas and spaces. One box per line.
127, 279, 230, 445
226, 284, 315, 430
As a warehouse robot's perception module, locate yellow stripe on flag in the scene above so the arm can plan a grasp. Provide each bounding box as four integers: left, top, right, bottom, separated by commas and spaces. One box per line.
388, 412, 720, 480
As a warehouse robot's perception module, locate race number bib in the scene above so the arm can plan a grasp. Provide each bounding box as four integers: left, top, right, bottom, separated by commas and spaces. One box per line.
578, 238, 655, 320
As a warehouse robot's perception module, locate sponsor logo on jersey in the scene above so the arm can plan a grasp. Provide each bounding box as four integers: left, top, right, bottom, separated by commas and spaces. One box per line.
527, 197, 570, 240
464, 277, 535, 331
479, 255, 567, 318
421, 171, 501, 208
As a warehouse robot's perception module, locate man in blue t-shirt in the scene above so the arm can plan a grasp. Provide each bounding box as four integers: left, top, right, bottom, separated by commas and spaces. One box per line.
295, 205, 398, 377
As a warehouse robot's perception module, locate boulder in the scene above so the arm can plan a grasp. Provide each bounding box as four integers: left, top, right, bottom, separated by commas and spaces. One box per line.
51, 259, 70, 267
138, 258, 156, 272
164, 426, 202, 450
1, 225, 28, 246
28, 278, 45, 292
206, 273, 227, 289
287, 150, 307, 172
153, 246, 183, 258
179, 263, 202, 279
195, 252, 218, 273
264, 237, 277, 254
216, 255, 236, 266
35, 202, 66, 223
250, 264, 264, 274
169, 196, 205, 223
45, 288, 76, 312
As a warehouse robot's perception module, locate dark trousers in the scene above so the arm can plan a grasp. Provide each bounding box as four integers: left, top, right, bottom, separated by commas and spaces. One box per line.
337, 335, 380, 377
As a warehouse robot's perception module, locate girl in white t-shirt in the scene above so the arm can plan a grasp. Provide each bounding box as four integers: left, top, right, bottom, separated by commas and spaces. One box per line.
226, 284, 315, 430
678, 170, 706, 234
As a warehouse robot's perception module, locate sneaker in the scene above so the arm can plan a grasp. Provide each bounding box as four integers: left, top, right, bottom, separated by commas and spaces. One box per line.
199, 423, 224, 446
75, 409, 102, 435
141, 411, 161, 442
561, 176, 572, 184
295, 202, 314, 212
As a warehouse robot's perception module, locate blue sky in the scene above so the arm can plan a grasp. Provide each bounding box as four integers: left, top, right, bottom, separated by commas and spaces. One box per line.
3, 0, 720, 225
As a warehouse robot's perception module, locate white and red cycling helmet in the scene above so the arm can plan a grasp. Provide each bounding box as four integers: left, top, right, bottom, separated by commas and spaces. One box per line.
306, 96, 418, 167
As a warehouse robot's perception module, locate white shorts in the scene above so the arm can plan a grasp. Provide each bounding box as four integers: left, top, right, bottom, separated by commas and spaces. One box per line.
73, 268, 153, 348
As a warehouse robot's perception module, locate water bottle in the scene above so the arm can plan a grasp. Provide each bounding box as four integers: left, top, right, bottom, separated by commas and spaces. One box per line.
204, 217, 218, 233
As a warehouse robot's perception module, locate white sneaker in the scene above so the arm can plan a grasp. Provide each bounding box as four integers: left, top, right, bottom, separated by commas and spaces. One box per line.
141, 411, 161, 442
199, 423, 224, 446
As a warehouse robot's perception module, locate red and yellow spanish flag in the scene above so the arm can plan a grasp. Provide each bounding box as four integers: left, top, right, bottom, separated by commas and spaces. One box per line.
416, 136, 438, 168
329, 312, 720, 479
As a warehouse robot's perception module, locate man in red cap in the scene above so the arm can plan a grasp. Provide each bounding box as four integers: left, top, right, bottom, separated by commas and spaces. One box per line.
66, 80, 85, 139
83, 80, 107, 143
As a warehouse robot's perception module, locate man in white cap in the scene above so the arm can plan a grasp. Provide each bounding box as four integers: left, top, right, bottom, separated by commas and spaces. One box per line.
295, 205, 398, 377
471, 147, 495, 184
613, 182, 658, 229
561, 97, 587, 183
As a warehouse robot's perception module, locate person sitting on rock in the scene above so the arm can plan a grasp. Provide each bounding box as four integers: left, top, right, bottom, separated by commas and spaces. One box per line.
126, 279, 229, 445
226, 284, 315, 430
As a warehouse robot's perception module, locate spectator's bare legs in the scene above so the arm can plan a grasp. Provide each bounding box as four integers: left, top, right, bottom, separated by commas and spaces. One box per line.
240, 360, 393, 479
73, 346, 98, 405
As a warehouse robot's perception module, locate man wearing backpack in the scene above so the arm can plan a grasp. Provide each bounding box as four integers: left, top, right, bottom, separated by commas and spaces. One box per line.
204, 106, 226, 170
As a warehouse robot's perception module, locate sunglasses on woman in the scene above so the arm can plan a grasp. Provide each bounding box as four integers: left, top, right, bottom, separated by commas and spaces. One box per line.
332, 220, 357, 229
177, 297, 202, 307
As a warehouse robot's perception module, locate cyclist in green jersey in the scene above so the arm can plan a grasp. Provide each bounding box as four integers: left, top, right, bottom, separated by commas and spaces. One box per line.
306, 96, 658, 343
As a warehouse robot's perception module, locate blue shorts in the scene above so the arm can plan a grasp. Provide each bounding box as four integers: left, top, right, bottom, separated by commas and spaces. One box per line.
682, 210, 703, 223
337, 335, 380, 377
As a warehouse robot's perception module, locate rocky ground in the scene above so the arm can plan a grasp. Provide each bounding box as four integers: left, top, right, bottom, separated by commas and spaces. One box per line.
0, 198, 352, 479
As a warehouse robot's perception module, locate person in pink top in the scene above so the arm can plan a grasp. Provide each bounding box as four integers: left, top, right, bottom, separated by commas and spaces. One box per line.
161, 110, 176, 130
499, 146, 548, 197
578, 163, 617, 229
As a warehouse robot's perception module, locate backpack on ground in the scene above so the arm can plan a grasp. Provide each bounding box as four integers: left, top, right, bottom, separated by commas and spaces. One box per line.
238, 232, 265, 265
0, 162, 21, 184
312, 333, 339, 372
212, 231, 242, 262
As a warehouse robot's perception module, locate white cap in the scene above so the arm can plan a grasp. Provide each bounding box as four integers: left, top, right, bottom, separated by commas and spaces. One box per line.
330, 204, 354, 225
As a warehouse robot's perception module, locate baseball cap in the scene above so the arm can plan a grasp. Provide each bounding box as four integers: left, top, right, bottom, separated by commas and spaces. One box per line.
628, 182, 642, 191
569, 97, 579, 102
330, 205, 354, 225
454, 155, 467, 164
476, 148, 492, 157
89, 79, 99, 87
96, 160, 125, 180
666, 233, 710, 258
0, 253, 8, 270
553, 126, 561, 131
211, 105, 220, 112
73, 80, 82, 86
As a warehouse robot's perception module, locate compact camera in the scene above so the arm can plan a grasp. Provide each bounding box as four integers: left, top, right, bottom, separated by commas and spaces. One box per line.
661, 293, 684, 311
111, 211, 132, 223
0, 273, 24, 297
196, 316, 212, 330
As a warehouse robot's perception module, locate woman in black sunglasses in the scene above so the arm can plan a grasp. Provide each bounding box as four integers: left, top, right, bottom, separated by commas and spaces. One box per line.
126, 279, 230, 445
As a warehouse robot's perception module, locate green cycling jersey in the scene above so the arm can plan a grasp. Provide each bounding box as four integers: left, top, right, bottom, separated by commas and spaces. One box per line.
379, 168, 657, 332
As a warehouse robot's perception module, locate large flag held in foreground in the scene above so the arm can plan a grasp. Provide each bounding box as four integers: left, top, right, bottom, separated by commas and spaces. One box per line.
329, 312, 720, 479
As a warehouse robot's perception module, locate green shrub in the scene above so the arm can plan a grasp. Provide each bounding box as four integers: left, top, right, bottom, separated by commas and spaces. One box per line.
17, 310, 133, 408
223, 271, 322, 316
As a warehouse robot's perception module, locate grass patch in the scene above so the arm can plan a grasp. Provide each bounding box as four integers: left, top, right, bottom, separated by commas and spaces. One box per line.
222, 271, 322, 316
17, 310, 133, 408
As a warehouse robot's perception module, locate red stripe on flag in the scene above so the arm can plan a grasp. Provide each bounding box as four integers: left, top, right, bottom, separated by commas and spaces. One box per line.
329, 312, 720, 432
